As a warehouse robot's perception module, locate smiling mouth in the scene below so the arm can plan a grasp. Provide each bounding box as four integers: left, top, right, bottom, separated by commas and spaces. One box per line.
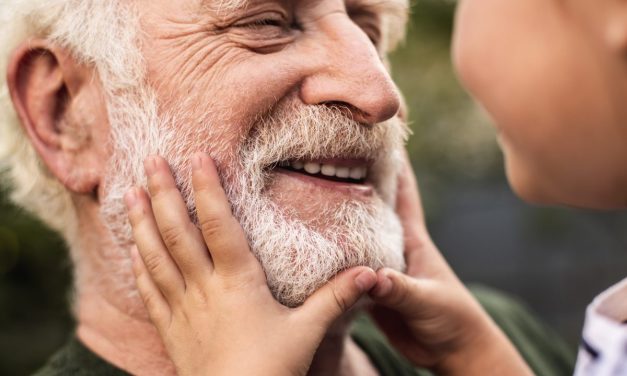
273, 159, 370, 185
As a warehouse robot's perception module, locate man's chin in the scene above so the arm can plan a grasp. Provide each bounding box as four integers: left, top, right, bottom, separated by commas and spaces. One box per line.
241, 192, 405, 308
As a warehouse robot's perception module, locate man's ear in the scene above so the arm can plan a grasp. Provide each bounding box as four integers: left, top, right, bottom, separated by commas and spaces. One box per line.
7, 39, 102, 195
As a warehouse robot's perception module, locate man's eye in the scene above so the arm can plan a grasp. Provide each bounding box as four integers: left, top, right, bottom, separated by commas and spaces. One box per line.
347, 10, 382, 48
234, 13, 287, 30
365, 31, 380, 46
360, 27, 381, 47
228, 11, 297, 53
244, 19, 284, 28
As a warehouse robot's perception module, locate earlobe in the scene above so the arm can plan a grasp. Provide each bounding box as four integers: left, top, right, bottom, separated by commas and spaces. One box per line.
7, 39, 100, 195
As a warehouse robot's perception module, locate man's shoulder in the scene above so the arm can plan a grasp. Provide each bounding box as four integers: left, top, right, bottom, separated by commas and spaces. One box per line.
350, 285, 576, 376
33, 337, 129, 376
351, 313, 430, 376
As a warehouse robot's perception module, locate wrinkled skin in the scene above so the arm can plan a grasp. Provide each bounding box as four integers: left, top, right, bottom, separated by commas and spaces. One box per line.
139, 0, 403, 219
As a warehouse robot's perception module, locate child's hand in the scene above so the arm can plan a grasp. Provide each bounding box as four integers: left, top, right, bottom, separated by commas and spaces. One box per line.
368, 154, 533, 375
124, 154, 377, 376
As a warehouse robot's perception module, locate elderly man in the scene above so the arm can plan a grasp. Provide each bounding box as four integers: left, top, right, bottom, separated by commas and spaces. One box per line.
1, 1, 573, 375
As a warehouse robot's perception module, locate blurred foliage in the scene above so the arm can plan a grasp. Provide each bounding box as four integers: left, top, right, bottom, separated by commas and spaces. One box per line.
0, 185, 73, 375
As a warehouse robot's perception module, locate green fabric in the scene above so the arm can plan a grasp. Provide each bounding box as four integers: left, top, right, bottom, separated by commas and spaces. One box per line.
351, 315, 431, 376
34, 286, 576, 376
32, 336, 128, 376
470, 285, 576, 376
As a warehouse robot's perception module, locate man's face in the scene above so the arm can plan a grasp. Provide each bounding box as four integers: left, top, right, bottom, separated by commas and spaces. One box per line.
453, 0, 627, 208
100, 0, 408, 306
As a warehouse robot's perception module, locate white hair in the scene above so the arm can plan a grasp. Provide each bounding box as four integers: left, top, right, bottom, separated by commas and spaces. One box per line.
0, 0, 142, 244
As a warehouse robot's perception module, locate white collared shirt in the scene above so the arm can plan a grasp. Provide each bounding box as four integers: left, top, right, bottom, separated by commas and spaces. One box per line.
574, 278, 627, 376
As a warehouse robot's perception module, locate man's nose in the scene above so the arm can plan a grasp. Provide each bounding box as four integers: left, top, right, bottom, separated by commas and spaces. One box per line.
299, 15, 401, 124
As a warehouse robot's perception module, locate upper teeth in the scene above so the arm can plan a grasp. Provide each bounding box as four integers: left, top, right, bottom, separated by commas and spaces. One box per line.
291, 161, 367, 180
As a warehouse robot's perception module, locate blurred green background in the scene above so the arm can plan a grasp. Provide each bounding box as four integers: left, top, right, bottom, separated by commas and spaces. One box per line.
1, 1, 626, 374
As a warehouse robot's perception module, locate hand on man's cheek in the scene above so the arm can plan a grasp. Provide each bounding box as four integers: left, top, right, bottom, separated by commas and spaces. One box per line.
125, 153, 378, 376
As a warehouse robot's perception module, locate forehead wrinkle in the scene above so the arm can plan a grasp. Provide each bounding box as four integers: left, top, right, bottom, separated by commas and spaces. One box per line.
201, 0, 251, 13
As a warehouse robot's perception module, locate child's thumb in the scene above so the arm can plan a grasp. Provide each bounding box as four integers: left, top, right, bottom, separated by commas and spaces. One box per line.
369, 268, 420, 313
298, 267, 377, 328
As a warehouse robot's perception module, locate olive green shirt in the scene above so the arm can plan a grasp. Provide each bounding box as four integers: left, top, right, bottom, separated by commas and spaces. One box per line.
34, 286, 576, 376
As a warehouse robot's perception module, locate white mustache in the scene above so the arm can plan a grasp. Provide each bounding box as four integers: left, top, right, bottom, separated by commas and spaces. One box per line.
239, 101, 406, 167
229, 100, 408, 202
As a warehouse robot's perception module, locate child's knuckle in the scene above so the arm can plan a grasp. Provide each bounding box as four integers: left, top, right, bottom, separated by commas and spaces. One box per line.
161, 225, 185, 249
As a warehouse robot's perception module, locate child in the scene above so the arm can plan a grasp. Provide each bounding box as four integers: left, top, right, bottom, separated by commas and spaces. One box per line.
124, 0, 626, 374
453, 0, 627, 374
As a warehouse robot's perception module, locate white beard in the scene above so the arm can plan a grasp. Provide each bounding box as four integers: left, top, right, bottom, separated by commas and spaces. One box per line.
100, 92, 407, 307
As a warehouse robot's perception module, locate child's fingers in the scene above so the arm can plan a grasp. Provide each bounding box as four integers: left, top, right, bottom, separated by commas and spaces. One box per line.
395, 152, 436, 277
369, 268, 422, 313
191, 153, 259, 277
125, 187, 185, 302
144, 156, 213, 282
130, 246, 171, 331
395, 151, 426, 231
298, 267, 377, 329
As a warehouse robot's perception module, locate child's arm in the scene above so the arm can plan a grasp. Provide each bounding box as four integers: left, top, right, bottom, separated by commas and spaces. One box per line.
124, 154, 377, 376
368, 155, 533, 375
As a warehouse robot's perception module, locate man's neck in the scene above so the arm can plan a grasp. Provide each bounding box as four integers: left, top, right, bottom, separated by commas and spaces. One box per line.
76, 289, 378, 376
309, 330, 379, 376
76, 290, 176, 375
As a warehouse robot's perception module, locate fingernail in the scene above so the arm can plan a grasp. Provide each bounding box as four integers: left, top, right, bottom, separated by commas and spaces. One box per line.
144, 156, 158, 177
124, 189, 139, 209
192, 153, 204, 171
373, 274, 393, 297
355, 270, 376, 292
